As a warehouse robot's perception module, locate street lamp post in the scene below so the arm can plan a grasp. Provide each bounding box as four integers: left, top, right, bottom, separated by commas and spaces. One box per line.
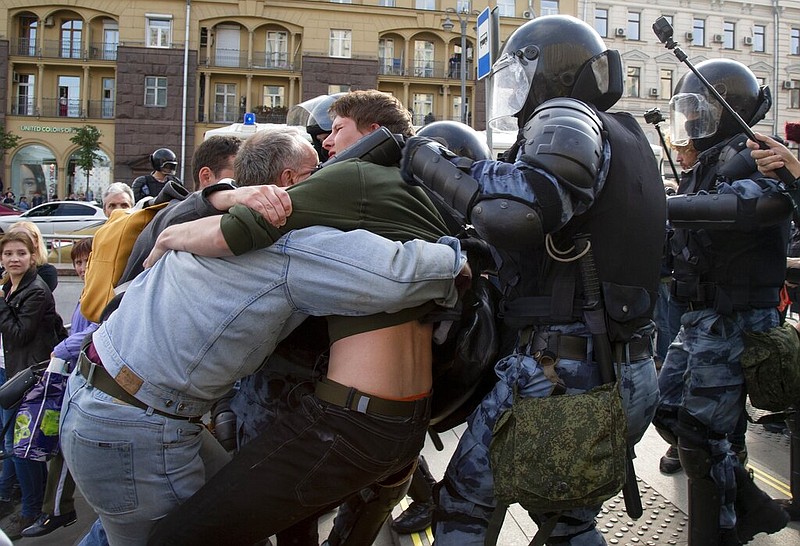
443, 7, 472, 125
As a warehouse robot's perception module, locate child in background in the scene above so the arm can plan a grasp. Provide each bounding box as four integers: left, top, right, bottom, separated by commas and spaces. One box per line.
22, 238, 96, 538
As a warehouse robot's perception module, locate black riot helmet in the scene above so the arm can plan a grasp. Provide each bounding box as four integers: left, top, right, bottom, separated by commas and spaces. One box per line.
488, 15, 623, 131
669, 59, 771, 152
150, 148, 177, 175
286, 93, 346, 161
416, 120, 491, 161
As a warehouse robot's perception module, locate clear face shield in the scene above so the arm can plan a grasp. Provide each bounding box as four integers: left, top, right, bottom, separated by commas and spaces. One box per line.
286, 95, 329, 127
488, 51, 537, 131
669, 92, 721, 147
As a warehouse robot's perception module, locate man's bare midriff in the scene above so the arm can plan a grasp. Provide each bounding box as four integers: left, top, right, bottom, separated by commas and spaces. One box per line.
327, 321, 433, 399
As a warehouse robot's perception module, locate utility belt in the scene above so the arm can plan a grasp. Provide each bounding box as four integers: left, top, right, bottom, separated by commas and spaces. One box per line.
671, 280, 780, 314
519, 330, 653, 365
315, 377, 430, 419
77, 350, 201, 422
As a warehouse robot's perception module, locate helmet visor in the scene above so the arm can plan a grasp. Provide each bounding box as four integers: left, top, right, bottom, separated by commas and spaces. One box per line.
488, 52, 536, 131
160, 161, 177, 175
669, 92, 721, 146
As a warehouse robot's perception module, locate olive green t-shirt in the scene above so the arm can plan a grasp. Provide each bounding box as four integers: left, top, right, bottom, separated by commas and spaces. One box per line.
219, 159, 451, 341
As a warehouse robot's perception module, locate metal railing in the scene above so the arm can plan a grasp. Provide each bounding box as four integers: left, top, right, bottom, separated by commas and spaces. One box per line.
44, 233, 95, 264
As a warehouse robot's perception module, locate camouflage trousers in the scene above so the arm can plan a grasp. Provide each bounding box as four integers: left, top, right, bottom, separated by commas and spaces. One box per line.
435, 324, 659, 545
656, 307, 778, 529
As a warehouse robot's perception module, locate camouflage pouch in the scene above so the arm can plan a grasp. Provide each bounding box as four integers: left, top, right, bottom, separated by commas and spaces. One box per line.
490, 381, 627, 512
741, 322, 800, 412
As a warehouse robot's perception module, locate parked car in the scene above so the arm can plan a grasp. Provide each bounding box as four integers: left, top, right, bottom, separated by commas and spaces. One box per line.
0, 203, 24, 216
0, 201, 106, 236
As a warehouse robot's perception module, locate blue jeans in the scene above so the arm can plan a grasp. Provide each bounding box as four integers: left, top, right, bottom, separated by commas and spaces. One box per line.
0, 368, 47, 518
435, 325, 659, 546
60, 371, 208, 546
0, 368, 17, 500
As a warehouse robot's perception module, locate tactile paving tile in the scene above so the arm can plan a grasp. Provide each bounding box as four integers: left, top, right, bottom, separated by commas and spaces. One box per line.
747, 403, 791, 448
596, 480, 689, 545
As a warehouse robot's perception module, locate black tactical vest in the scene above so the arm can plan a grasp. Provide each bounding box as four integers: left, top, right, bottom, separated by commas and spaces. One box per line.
499, 110, 667, 342
671, 135, 789, 312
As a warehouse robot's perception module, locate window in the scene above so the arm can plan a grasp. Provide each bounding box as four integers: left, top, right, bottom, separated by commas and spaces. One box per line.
58, 75, 81, 117
328, 84, 350, 94
416, 0, 435, 10
214, 83, 237, 122
594, 9, 609, 38
723, 21, 735, 50
540, 0, 559, 16
262, 86, 285, 108
692, 18, 705, 47
496, 0, 515, 18
627, 12, 640, 41
330, 0, 352, 3
378, 0, 395, 6
457, 0, 471, 12
329, 29, 352, 58
413, 93, 434, 126
144, 76, 167, 107
266, 31, 288, 68
660, 69, 673, 99
103, 25, 119, 61
413, 40, 434, 78
102, 78, 115, 118
146, 17, 171, 48
791, 28, 799, 56
754, 24, 765, 53
790, 82, 800, 109
15, 74, 35, 115
60, 20, 82, 59
379, 38, 398, 75
19, 16, 37, 56
626, 66, 641, 98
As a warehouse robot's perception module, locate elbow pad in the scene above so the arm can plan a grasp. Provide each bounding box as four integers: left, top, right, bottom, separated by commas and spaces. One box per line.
471, 196, 544, 250
519, 98, 603, 194
668, 191, 793, 231
401, 137, 480, 223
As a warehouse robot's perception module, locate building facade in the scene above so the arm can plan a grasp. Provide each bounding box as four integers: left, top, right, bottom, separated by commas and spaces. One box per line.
0, 0, 797, 200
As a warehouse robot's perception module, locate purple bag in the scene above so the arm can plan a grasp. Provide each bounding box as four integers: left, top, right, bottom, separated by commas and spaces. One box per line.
13, 371, 68, 461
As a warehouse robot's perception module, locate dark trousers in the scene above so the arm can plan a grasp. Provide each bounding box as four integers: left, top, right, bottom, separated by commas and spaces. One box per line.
147, 394, 430, 546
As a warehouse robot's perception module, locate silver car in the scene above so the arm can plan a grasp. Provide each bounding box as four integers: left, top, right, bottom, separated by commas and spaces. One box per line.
0, 201, 106, 235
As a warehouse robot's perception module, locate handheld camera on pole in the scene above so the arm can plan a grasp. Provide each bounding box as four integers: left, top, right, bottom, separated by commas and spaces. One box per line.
652, 16, 795, 186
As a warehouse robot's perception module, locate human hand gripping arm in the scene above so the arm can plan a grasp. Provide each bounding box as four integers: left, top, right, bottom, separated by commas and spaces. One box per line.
748, 133, 800, 180
144, 186, 292, 267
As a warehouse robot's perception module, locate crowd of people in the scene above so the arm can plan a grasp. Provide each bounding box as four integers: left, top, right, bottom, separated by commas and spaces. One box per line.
0, 13, 799, 546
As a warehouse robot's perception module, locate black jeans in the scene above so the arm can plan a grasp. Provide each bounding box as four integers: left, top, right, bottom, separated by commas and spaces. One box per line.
148, 393, 430, 545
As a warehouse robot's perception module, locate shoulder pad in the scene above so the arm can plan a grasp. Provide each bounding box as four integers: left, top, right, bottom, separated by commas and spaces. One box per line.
519, 98, 603, 190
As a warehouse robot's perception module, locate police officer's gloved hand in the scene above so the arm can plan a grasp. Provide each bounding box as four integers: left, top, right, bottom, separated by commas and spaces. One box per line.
399, 136, 440, 185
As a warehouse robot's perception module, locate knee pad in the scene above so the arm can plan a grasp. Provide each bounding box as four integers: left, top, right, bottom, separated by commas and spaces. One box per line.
675, 409, 725, 480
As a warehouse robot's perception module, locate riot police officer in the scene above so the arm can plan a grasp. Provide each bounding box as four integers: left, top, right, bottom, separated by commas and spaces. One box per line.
287, 93, 346, 161
653, 59, 791, 545
131, 147, 181, 202
402, 15, 665, 545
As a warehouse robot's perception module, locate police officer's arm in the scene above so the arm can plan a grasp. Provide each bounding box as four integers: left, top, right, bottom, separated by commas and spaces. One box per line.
402, 98, 605, 249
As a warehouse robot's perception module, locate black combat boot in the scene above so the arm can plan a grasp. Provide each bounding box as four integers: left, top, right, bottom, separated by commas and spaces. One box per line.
733, 465, 789, 543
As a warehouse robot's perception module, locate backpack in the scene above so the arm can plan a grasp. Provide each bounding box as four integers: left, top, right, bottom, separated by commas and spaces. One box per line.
80, 202, 170, 323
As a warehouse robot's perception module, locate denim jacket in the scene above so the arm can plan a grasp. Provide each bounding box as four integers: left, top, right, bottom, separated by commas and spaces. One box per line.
92, 226, 464, 417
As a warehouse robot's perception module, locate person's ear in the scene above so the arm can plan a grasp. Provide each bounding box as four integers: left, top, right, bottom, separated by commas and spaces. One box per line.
280, 169, 294, 187
197, 166, 214, 187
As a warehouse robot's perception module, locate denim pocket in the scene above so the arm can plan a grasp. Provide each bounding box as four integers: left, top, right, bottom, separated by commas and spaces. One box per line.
295, 433, 395, 507
68, 430, 137, 514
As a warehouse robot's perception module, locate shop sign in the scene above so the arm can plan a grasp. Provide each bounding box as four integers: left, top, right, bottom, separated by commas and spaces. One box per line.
19, 125, 79, 134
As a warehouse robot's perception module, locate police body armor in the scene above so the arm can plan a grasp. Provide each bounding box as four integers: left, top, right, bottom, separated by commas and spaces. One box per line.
670, 134, 790, 314
500, 111, 665, 341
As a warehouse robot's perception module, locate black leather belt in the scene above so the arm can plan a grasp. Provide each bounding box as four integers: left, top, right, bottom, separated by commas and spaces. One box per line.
315, 378, 430, 418
549, 334, 653, 363
77, 353, 200, 421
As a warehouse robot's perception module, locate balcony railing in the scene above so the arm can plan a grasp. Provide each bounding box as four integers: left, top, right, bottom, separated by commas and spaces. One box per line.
11, 100, 36, 116
40, 98, 82, 118
13, 38, 37, 56
378, 59, 475, 80
88, 42, 118, 61
87, 100, 115, 119
212, 105, 240, 124
200, 50, 297, 70
41, 39, 83, 59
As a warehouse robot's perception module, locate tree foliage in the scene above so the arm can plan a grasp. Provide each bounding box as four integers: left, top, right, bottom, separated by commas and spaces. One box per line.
70, 125, 103, 193
0, 126, 21, 152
